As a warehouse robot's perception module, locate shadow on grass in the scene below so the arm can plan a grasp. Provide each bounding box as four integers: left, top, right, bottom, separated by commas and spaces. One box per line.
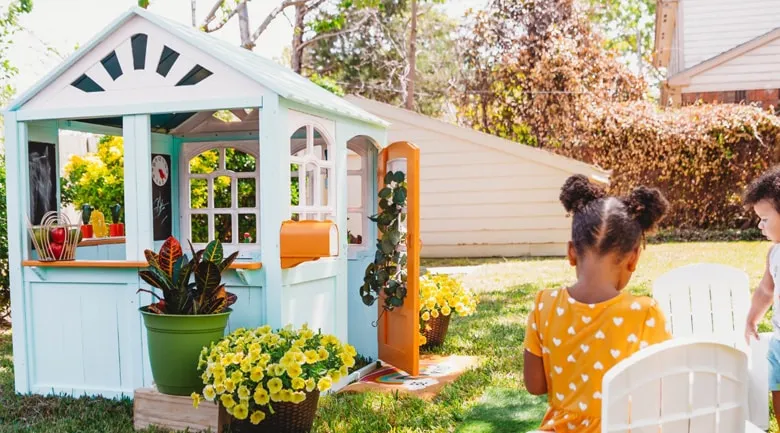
455, 388, 547, 433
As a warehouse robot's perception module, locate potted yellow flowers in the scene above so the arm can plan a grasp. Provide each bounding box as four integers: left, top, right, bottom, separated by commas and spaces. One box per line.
192, 323, 356, 433
419, 273, 478, 348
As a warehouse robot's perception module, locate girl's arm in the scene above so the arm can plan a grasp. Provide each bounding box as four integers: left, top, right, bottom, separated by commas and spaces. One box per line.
745, 247, 775, 344
523, 350, 547, 395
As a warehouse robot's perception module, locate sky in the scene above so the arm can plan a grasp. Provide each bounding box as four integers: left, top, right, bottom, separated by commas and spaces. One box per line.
7, 0, 488, 97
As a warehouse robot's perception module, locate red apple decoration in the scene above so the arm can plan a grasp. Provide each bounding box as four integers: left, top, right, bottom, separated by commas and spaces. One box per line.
49, 242, 64, 260
50, 227, 65, 245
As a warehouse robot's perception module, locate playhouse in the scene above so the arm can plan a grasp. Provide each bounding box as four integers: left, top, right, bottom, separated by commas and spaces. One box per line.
3, 6, 421, 400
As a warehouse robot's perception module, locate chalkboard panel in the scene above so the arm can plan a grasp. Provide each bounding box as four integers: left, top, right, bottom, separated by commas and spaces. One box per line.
28, 141, 57, 225
151, 153, 172, 241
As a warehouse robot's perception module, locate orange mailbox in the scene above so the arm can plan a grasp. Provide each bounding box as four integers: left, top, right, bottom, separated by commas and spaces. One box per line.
280, 220, 340, 268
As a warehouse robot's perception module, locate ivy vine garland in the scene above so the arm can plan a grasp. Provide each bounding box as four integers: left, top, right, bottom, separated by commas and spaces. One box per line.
360, 170, 409, 311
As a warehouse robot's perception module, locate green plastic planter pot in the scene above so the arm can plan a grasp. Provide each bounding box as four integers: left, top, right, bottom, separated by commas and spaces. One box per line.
140, 307, 232, 396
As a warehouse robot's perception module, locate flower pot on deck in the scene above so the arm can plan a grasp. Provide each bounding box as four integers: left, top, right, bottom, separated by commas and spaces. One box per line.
80, 224, 93, 239
140, 307, 232, 396
109, 223, 124, 237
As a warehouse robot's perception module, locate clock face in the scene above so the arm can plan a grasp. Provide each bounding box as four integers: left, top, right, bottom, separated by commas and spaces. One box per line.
152, 155, 169, 187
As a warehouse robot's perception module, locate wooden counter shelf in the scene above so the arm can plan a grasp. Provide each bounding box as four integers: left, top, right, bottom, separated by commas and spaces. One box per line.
22, 260, 263, 270
22, 260, 263, 284
78, 237, 126, 247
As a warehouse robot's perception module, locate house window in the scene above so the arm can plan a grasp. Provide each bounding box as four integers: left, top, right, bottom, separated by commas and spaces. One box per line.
290, 125, 335, 221
347, 146, 368, 247
182, 142, 259, 250
735, 90, 746, 103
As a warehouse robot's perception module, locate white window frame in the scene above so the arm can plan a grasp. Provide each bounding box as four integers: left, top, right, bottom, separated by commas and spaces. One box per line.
289, 124, 335, 221
346, 143, 370, 254
180, 140, 260, 255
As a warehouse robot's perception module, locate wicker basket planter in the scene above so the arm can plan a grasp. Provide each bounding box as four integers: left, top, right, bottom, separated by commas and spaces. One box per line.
421, 314, 451, 348
228, 390, 320, 433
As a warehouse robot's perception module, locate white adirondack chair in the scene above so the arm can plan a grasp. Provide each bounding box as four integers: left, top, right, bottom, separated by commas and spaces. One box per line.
652, 263, 771, 430
527, 339, 762, 433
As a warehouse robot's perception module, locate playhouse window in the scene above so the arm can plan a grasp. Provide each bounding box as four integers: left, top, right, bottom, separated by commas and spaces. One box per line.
183, 142, 259, 248
347, 146, 368, 247
290, 126, 335, 221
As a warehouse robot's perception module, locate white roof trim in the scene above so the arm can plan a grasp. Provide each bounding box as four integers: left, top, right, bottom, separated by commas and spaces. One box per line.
668, 27, 780, 87
5, 6, 388, 128
345, 95, 610, 183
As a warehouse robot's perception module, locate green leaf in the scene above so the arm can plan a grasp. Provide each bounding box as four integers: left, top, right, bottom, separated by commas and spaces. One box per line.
362, 295, 375, 306
393, 187, 407, 204
378, 187, 392, 199
202, 240, 223, 264
195, 261, 221, 293
393, 171, 405, 183
384, 171, 394, 185
380, 237, 395, 255
389, 296, 404, 307
387, 229, 401, 245
158, 237, 183, 279
219, 251, 239, 273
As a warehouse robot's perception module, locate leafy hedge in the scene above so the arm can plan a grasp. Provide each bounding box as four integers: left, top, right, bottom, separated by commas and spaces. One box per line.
564, 101, 780, 229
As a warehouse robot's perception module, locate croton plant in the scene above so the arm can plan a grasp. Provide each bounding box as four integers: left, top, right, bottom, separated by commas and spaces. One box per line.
138, 236, 238, 315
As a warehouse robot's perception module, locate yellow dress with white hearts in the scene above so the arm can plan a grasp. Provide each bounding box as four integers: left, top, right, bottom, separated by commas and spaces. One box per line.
524, 288, 672, 432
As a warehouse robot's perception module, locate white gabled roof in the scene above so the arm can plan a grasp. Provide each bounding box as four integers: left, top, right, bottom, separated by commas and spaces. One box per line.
6, 6, 388, 128
345, 95, 610, 184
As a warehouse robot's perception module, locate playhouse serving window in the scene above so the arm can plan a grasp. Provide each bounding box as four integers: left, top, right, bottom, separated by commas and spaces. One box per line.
182, 142, 259, 249
346, 144, 368, 248
290, 125, 335, 221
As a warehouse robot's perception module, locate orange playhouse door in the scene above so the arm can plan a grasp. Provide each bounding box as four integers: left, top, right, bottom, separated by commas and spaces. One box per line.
377, 141, 421, 376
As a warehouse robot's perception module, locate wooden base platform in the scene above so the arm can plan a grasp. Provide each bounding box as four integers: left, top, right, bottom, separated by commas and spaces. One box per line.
133, 387, 227, 432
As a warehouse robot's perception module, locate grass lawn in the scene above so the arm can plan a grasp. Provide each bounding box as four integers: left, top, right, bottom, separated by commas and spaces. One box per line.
0, 241, 776, 432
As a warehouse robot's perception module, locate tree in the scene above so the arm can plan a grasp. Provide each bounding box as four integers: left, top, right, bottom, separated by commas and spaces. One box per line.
61, 136, 125, 221
306, 3, 458, 117
455, 0, 645, 148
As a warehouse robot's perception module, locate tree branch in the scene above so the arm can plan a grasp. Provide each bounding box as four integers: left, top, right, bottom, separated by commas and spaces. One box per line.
201, 0, 226, 27
297, 11, 372, 53
250, 0, 310, 43
204, 0, 249, 33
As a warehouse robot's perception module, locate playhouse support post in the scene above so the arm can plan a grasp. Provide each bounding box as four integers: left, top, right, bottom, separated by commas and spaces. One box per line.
334, 123, 350, 341
122, 115, 154, 260
259, 95, 288, 329
5, 112, 30, 393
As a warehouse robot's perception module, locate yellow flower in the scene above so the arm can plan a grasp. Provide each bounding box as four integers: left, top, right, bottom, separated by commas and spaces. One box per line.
340, 365, 349, 377
240, 359, 252, 373
304, 350, 319, 364
232, 352, 245, 365
340, 353, 356, 368
292, 377, 306, 390
220, 355, 232, 367
233, 403, 249, 420
421, 311, 431, 321
231, 371, 244, 384
253, 387, 270, 405
317, 377, 332, 392
291, 391, 307, 404
215, 383, 226, 394
330, 369, 342, 383
305, 378, 316, 392
238, 385, 251, 401
274, 364, 286, 377
220, 394, 236, 409
287, 363, 303, 378
419, 335, 427, 346
294, 351, 306, 365
318, 348, 329, 361
191, 392, 201, 408
270, 392, 283, 402
267, 377, 283, 394
225, 379, 236, 393
203, 385, 217, 401
280, 389, 293, 402
343, 344, 357, 357
280, 353, 295, 368
250, 367, 264, 382
250, 410, 266, 425
441, 305, 452, 316
431, 309, 440, 318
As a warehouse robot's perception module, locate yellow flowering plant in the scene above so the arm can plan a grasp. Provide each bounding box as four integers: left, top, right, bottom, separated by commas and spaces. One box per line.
418, 273, 478, 346
192, 323, 357, 425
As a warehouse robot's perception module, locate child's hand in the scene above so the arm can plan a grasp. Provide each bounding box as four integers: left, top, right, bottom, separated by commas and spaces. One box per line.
745, 321, 759, 345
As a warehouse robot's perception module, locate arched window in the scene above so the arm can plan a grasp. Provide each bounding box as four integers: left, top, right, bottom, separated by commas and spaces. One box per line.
181, 141, 259, 250
346, 137, 373, 250
290, 125, 334, 221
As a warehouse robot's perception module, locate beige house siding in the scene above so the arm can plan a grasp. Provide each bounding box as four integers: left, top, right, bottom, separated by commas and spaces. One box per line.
682, 0, 780, 69
684, 36, 780, 93
345, 95, 608, 259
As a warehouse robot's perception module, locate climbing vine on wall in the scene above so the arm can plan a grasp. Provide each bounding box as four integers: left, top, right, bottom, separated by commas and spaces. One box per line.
360, 170, 408, 312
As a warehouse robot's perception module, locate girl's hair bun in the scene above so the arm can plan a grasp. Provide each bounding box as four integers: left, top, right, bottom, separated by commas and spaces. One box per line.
624, 186, 669, 231
559, 174, 606, 214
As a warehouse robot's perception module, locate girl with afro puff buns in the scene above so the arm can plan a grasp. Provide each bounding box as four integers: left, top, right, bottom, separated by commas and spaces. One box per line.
523, 174, 673, 432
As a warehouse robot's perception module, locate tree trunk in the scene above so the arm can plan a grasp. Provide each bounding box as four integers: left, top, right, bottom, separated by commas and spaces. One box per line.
190, 0, 197, 27
291, 4, 307, 74
238, 1, 253, 50
405, 0, 417, 110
